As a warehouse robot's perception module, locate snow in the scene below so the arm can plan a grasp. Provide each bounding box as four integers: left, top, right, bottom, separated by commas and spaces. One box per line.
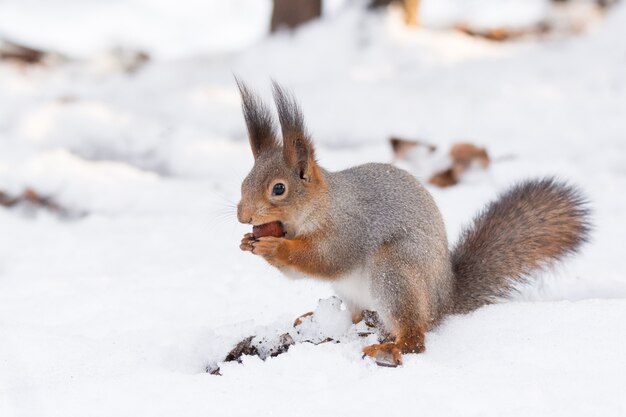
1, 0, 626, 416
0, 0, 273, 59
0, 0, 596, 59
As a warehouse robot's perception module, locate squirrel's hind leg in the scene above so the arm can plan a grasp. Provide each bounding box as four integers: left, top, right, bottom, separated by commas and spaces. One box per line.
363, 246, 431, 366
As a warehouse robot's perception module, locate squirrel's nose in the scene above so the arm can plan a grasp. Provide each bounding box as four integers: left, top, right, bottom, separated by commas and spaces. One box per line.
237, 202, 253, 224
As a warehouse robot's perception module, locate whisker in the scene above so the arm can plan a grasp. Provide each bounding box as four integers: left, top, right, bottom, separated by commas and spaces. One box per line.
207, 188, 239, 208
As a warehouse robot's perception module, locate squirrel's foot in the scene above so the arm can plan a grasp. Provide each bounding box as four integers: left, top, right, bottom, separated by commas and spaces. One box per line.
251, 236, 284, 257
240, 233, 255, 252
362, 342, 403, 367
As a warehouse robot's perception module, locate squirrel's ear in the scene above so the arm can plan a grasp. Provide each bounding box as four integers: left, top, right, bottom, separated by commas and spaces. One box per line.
272, 81, 316, 181
235, 77, 278, 159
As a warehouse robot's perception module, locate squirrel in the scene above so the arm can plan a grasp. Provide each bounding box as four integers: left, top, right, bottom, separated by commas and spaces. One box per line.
235, 80, 591, 367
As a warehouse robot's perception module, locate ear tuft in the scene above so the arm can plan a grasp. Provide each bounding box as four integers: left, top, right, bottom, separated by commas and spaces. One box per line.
235, 77, 278, 159
271, 81, 316, 180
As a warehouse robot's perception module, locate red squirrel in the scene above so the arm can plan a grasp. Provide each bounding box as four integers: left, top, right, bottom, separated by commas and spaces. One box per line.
236, 80, 590, 366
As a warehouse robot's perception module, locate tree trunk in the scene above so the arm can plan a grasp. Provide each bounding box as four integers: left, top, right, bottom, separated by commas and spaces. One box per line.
270, 0, 322, 33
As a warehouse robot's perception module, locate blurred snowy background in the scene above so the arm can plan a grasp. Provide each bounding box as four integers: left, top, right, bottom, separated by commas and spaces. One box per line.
1, 0, 625, 416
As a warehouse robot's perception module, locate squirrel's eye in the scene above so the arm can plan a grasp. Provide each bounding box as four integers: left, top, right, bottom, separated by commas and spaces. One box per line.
272, 183, 286, 196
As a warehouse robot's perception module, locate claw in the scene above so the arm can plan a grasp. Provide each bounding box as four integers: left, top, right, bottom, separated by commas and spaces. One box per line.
240, 233, 256, 252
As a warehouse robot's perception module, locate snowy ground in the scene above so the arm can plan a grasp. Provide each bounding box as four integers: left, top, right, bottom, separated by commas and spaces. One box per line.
1, 1, 626, 416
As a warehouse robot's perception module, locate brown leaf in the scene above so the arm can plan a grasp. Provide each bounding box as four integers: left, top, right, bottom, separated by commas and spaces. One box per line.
429, 168, 458, 188
268, 333, 295, 357
224, 336, 258, 363
390, 136, 436, 161
0, 187, 84, 218
450, 143, 490, 170
455, 23, 551, 42
428, 142, 490, 188
0, 191, 18, 207
293, 311, 314, 327
0, 41, 47, 64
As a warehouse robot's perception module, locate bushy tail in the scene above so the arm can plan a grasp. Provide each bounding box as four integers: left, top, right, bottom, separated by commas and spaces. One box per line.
451, 178, 591, 314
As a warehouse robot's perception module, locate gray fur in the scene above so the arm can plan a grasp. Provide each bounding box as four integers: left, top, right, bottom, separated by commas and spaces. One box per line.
319, 164, 454, 325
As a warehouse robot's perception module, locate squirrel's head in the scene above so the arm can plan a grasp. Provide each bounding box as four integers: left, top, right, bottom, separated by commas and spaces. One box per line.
236, 80, 327, 237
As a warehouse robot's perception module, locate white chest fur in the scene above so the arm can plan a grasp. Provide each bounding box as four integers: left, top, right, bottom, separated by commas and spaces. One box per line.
331, 268, 379, 311
279, 266, 308, 280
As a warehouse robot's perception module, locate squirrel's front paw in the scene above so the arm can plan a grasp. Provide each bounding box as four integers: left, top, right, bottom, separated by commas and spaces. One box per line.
240, 233, 255, 252
251, 236, 284, 257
